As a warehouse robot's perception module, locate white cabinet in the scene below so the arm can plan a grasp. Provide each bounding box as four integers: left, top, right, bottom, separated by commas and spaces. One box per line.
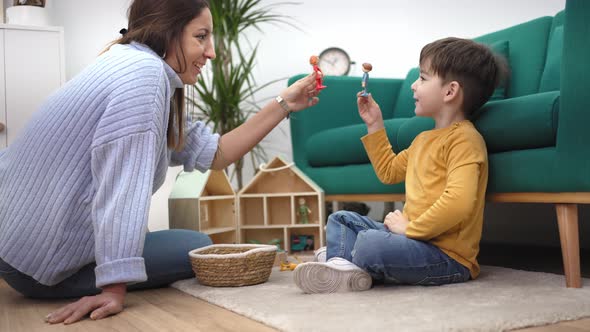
0, 24, 65, 148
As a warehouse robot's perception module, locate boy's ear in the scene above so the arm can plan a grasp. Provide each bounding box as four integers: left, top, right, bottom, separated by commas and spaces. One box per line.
443, 81, 461, 102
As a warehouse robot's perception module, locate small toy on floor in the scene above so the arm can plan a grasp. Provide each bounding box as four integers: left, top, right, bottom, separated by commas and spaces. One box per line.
280, 255, 303, 271
280, 261, 298, 271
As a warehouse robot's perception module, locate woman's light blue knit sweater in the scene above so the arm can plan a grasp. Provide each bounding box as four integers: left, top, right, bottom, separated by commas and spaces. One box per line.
0, 43, 219, 287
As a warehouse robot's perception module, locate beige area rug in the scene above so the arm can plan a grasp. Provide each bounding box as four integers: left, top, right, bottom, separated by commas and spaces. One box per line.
172, 266, 590, 332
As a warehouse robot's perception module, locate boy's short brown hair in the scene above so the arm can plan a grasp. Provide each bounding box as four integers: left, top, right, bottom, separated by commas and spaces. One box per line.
420, 37, 509, 118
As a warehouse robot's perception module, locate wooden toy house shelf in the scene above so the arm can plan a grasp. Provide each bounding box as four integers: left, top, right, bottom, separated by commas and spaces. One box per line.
169, 170, 237, 244
238, 157, 325, 254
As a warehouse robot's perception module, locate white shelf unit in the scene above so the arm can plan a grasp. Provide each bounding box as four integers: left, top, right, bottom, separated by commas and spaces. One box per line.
0, 24, 65, 148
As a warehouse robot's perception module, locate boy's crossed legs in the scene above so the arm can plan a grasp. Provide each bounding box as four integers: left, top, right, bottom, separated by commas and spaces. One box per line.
294, 211, 470, 293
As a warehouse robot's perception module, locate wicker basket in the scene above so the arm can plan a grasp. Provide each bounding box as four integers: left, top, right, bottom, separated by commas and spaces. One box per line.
189, 244, 277, 287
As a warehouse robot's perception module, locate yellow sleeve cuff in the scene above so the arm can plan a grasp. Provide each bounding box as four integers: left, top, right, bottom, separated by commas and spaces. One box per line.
361, 128, 391, 156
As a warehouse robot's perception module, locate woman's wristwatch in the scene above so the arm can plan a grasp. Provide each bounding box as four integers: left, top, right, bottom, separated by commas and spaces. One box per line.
275, 95, 291, 119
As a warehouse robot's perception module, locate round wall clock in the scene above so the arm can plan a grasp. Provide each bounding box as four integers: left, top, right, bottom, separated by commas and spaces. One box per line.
318, 47, 351, 76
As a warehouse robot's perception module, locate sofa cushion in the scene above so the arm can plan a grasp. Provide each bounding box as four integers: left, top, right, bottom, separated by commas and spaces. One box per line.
306, 118, 408, 167
396, 91, 560, 153
475, 91, 560, 152
396, 117, 435, 151
489, 40, 510, 100
299, 164, 406, 195
539, 26, 564, 92
307, 91, 559, 168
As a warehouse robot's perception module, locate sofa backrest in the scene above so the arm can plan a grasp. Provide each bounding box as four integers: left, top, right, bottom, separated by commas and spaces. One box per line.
392, 68, 419, 119
538, 11, 565, 93
392, 13, 562, 120
474, 16, 553, 98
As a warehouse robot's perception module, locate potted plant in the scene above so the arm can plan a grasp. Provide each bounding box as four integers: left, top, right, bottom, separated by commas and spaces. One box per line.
187, 0, 297, 189
6, 0, 49, 26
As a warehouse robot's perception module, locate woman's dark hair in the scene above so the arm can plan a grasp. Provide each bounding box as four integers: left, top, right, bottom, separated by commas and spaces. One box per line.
107, 0, 210, 151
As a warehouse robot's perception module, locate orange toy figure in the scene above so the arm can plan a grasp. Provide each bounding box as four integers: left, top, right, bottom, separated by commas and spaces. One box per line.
309, 55, 327, 91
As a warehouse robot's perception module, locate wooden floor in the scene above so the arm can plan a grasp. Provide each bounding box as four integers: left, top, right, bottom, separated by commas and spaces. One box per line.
0, 279, 276, 332
2, 243, 590, 332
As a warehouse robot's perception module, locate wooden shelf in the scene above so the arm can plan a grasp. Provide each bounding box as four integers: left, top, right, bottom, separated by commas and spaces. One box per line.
289, 224, 322, 228
199, 195, 235, 201
203, 227, 237, 235
169, 170, 237, 244
240, 192, 319, 198
240, 225, 286, 229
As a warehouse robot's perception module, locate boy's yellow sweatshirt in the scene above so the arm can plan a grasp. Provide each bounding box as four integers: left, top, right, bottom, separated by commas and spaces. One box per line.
361, 120, 488, 278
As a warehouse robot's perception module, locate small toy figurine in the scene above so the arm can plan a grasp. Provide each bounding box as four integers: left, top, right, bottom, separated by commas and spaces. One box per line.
304, 237, 314, 251
280, 261, 299, 271
279, 256, 303, 272
291, 234, 315, 251
360, 62, 373, 97
297, 198, 311, 224
309, 55, 327, 91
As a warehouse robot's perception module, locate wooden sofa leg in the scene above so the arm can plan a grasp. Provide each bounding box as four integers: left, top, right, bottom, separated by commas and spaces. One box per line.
331, 201, 340, 213
555, 203, 582, 288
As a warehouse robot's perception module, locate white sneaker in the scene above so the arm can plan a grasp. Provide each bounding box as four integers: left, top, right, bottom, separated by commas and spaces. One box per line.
314, 246, 327, 262
293, 257, 372, 294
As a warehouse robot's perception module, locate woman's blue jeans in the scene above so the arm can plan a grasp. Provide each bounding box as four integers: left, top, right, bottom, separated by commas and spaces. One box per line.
0, 229, 212, 299
326, 211, 470, 286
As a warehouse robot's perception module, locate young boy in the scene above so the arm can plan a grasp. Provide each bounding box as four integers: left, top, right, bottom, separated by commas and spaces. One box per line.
294, 37, 508, 293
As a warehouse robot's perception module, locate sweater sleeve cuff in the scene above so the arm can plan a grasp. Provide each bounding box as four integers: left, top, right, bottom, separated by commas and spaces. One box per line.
361, 128, 391, 156
183, 132, 220, 173
191, 133, 219, 172
94, 257, 147, 288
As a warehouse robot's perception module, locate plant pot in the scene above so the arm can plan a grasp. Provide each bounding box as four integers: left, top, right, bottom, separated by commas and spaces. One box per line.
6, 5, 50, 26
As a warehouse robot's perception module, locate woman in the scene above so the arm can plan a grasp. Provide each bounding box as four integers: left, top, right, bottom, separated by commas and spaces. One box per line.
0, 0, 319, 324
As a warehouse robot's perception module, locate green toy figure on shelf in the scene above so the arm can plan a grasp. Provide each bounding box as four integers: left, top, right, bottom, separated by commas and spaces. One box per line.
360, 62, 373, 97
297, 198, 311, 224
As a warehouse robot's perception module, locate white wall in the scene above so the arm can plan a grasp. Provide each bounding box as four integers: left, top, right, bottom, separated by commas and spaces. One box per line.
250, 0, 564, 86
28, 1, 570, 236
49, 0, 131, 80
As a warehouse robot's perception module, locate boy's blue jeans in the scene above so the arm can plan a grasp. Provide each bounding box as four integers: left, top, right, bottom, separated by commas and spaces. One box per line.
0, 229, 212, 299
326, 211, 471, 286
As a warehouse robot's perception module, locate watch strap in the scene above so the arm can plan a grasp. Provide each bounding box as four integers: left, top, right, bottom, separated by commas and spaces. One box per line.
275, 95, 291, 119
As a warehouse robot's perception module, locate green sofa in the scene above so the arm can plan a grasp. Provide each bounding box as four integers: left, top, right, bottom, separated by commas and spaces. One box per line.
288, 0, 588, 287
